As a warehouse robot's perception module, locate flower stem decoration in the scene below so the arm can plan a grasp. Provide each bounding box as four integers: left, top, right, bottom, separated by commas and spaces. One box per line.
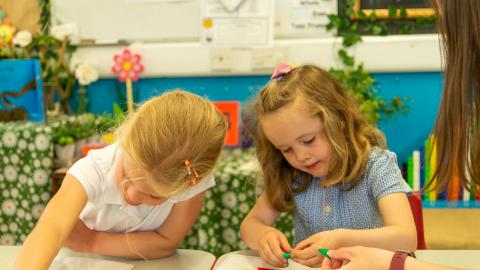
111, 49, 144, 114
74, 62, 99, 114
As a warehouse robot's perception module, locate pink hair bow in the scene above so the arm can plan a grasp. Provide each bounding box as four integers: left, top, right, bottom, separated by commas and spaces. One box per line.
271, 63, 295, 80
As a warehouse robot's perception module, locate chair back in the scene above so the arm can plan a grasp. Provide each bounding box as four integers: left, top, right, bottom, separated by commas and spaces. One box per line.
407, 192, 427, 249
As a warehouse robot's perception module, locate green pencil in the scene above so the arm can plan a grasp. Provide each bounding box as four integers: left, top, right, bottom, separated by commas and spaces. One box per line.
284, 249, 330, 260
318, 248, 331, 259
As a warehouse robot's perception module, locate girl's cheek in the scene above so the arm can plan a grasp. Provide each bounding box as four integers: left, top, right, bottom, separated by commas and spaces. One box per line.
125, 189, 143, 205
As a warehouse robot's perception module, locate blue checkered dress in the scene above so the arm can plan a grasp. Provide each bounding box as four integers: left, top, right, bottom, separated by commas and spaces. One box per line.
293, 148, 411, 244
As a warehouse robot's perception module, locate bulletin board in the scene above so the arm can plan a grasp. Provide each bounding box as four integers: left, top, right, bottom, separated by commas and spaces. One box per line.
50, 0, 337, 44
51, 0, 202, 43
0, 0, 41, 33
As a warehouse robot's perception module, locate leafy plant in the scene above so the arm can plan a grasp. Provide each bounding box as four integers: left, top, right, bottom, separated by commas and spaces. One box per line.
72, 114, 96, 139
113, 82, 140, 114
38, 0, 51, 32
55, 135, 74, 145
33, 35, 77, 113
330, 64, 410, 124
52, 124, 75, 145
326, 0, 436, 124
50, 113, 117, 145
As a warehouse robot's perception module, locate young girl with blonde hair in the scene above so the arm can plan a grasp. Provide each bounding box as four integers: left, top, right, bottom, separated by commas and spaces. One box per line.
15, 90, 227, 270
240, 64, 417, 268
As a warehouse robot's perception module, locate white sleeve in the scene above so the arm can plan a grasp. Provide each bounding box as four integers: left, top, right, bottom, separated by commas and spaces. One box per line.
168, 173, 215, 203
67, 156, 103, 203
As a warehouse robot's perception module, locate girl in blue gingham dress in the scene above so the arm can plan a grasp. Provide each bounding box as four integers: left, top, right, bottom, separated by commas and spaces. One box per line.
240, 64, 417, 269
293, 148, 410, 242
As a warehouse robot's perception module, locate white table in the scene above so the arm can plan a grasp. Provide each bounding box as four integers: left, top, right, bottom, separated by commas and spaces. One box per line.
0, 246, 216, 270
416, 250, 480, 269
214, 250, 480, 270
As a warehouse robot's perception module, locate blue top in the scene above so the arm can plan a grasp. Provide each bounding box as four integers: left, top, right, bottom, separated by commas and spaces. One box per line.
293, 148, 411, 244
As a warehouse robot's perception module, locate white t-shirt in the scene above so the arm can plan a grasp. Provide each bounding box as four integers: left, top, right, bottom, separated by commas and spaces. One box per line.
68, 142, 215, 233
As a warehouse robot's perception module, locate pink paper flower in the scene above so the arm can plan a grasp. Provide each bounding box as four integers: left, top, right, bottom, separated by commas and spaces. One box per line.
112, 49, 144, 82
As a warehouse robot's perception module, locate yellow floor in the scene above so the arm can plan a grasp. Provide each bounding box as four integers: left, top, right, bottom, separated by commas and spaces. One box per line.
424, 208, 480, 249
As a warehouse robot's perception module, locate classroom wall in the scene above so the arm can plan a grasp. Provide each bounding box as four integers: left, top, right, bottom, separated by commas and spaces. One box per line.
81, 71, 443, 165
49, 0, 444, 167
375, 72, 442, 165
74, 34, 441, 77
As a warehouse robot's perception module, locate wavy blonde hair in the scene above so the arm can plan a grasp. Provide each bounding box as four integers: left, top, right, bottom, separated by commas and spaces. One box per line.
253, 65, 386, 211
116, 89, 227, 196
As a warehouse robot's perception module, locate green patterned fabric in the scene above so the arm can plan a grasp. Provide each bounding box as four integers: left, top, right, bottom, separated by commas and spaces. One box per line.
0, 114, 107, 246
0, 122, 54, 245
180, 148, 295, 256
0, 120, 294, 256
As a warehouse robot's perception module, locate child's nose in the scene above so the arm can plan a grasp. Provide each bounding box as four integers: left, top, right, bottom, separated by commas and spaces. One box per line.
296, 150, 311, 162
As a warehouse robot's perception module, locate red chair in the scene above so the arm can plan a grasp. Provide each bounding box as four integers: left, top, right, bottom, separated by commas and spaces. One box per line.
407, 192, 427, 250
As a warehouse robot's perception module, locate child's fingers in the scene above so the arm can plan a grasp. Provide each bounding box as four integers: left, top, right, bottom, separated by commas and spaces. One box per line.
278, 234, 292, 252
294, 253, 323, 268
321, 256, 344, 270
333, 259, 344, 268
260, 241, 287, 267
293, 238, 312, 250
267, 240, 288, 266
327, 247, 355, 261
291, 245, 316, 259
259, 246, 278, 267
321, 256, 334, 270
321, 257, 338, 270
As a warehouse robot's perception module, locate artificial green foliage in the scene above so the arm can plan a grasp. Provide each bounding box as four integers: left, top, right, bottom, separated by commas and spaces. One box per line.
38, 0, 51, 32
330, 64, 410, 124
325, 0, 435, 125
52, 124, 75, 145
51, 114, 117, 144
94, 113, 119, 134
55, 134, 75, 145
113, 83, 141, 114
76, 86, 88, 114
32, 35, 77, 113
112, 102, 127, 125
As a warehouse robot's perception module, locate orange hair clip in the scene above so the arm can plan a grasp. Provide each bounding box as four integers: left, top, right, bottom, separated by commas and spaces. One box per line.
185, 160, 199, 186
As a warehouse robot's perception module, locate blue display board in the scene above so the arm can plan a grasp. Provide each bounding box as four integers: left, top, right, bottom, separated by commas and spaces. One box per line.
0, 59, 45, 122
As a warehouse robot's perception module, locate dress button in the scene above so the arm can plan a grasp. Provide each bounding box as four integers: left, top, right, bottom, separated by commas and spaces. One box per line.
323, 205, 331, 214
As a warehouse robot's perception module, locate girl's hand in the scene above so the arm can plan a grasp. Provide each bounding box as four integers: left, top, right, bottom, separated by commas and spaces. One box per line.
291, 229, 345, 267
63, 219, 96, 253
321, 246, 394, 270
258, 228, 292, 268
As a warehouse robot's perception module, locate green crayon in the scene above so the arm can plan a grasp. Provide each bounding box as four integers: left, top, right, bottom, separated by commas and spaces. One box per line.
318, 248, 331, 259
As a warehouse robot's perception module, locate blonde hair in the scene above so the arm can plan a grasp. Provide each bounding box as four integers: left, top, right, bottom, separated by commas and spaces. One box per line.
116, 89, 227, 196
253, 65, 386, 211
